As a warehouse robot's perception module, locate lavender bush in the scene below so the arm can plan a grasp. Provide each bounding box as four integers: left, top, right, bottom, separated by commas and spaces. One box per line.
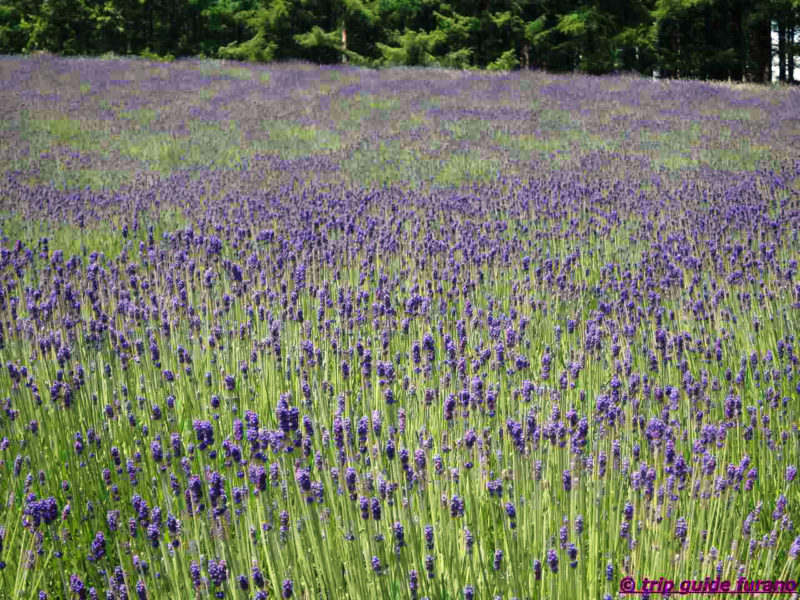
0, 55, 799, 599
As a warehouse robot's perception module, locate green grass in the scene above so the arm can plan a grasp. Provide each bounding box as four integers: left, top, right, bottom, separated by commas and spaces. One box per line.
23, 117, 100, 148
434, 151, 501, 187
705, 146, 774, 171
198, 62, 256, 81
258, 120, 343, 158
442, 119, 494, 142
343, 140, 430, 186
632, 124, 778, 172
38, 165, 136, 190
0, 208, 187, 261
495, 132, 571, 155
118, 108, 158, 127
335, 95, 400, 130
536, 109, 574, 130
717, 107, 765, 121
222, 67, 255, 80
117, 121, 252, 171
342, 140, 504, 188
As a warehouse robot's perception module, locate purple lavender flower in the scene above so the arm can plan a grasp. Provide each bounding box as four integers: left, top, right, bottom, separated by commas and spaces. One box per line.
547, 549, 559, 573
504, 501, 517, 528
424, 525, 434, 550
450, 494, 465, 517
675, 517, 688, 541
623, 502, 633, 521
425, 554, 435, 578
25, 496, 58, 527
88, 531, 106, 562
371, 497, 381, 521
189, 561, 202, 588
70, 574, 87, 599
409, 570, 419, 596
619, 520, 630, 539
464, 527, 474, 554
295, 467, 311, 492
193, 420, 214, 450
393, 522, 405, 549
207, 558, 227, 588
252, 565, 265, 588
567, 543, 578, 567
150, 440, 163, 463
790, 536, 800, 559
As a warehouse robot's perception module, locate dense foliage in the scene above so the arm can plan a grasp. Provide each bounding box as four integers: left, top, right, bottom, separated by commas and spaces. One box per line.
0, 0, 799, 81
0, 56, 799, 599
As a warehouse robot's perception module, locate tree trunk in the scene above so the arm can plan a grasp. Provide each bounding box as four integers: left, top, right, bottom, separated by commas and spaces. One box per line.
779, 21, 786, 82
730, 2, 744, 81
757, 18, 771, 83
148, 4, 154, 52
788, 26, 795, 83
661, 24, 678, 79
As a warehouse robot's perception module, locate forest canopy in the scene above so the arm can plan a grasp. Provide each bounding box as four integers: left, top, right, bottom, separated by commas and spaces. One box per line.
0, 0, 798, 82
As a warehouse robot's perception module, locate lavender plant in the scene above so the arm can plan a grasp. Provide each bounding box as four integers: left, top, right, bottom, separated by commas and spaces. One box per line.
0, 55, 798, 599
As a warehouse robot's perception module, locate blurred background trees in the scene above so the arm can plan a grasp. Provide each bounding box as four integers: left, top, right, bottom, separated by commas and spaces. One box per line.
0, 0, 797, 82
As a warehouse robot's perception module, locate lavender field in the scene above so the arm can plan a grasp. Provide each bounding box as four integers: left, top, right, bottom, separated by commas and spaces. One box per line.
0, 55, 799, 600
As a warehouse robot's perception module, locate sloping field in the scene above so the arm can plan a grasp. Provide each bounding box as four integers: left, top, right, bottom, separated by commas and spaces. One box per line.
0, 56, 799, 599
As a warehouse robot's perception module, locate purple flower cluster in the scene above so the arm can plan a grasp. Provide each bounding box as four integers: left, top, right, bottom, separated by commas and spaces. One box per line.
0, 57, 798, 600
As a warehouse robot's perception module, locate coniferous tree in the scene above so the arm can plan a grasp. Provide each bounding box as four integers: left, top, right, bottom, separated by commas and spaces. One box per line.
0, 0, 797, 82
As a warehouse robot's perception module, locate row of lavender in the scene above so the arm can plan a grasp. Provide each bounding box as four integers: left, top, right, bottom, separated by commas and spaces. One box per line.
1, 57, 800, 599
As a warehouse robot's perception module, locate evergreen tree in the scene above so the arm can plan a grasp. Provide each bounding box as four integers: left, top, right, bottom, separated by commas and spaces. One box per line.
0, 0, 796, 82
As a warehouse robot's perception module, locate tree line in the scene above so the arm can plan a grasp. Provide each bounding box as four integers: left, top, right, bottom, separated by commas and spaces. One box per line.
0, 0, 798, 82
